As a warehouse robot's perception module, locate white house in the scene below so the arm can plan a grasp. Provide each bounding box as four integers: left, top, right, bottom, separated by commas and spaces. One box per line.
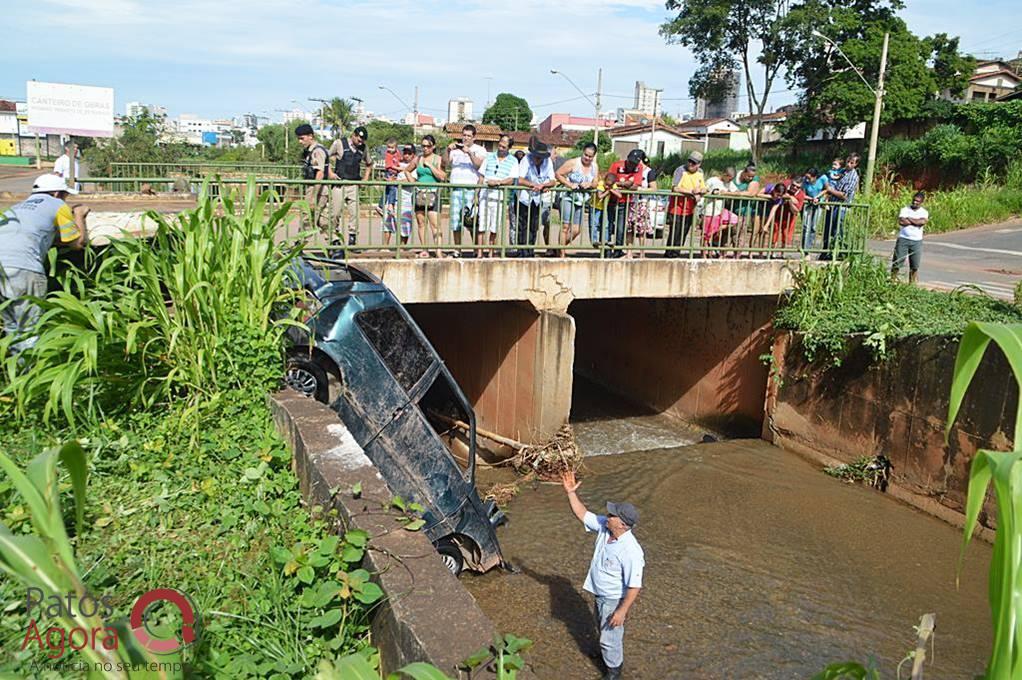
607, 123, 697, 158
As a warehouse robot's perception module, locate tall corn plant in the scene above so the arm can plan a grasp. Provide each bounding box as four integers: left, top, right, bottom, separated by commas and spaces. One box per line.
947, 322, 1022, 680
3, 179, 305, 426
0, 442, 141, 677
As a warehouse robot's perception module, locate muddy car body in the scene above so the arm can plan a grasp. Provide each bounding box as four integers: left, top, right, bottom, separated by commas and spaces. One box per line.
285, 259, 504, 574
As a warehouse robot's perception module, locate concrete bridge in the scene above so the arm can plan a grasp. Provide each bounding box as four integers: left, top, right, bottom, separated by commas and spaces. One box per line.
354, 258, 792, 450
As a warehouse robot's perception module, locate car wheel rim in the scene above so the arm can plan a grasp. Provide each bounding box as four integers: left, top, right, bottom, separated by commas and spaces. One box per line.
440, 553, 460, 574
285, 367, 319, 397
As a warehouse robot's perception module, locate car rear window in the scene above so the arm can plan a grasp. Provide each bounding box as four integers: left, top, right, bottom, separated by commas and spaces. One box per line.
356, 306, 434, 392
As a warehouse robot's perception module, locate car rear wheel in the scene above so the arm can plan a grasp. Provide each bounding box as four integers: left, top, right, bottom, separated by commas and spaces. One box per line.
285, 355, 330, 403
435, 539, 464, 576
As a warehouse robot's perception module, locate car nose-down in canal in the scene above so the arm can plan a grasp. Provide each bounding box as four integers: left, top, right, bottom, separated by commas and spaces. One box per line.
283, 258, 506, 575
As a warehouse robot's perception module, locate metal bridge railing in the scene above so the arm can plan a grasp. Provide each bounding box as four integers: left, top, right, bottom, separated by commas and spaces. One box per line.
76, 176, 871, 260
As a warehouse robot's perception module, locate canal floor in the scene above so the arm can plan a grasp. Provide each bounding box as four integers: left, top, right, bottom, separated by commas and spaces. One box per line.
464, 435, 992, 679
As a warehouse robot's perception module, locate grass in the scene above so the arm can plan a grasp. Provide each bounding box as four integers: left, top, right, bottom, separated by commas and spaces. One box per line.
0, 182, 383, 678
775, 254, 1022, 364
0, 394, 378, 678
864, 174, 1022, 238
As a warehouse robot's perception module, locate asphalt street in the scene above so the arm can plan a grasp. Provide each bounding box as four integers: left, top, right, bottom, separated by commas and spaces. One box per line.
869, 218, 1022, 300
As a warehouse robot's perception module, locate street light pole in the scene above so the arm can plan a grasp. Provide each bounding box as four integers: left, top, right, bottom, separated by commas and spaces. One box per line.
813, 29, 889, 195
865, 32, 889, 195
550, 68, 601, 145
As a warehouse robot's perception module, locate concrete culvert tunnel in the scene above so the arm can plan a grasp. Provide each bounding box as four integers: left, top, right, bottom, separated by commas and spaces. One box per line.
406, 294, 778, 457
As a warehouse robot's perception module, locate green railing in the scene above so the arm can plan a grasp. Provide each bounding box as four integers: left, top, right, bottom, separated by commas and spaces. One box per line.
104, 162, 303, 192
76, 176, 871, 260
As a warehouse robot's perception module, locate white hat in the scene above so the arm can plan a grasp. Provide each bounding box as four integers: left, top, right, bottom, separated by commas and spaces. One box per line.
32, 173, 78, 195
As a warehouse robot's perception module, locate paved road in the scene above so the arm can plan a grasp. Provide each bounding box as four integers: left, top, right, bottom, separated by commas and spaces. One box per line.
869, 218, 1022, 300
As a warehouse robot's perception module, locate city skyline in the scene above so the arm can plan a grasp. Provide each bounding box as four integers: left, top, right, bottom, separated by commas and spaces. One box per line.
3, 0, 1019, 126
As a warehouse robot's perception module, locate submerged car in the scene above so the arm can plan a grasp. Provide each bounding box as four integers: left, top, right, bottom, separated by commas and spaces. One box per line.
284, 258, 505, 575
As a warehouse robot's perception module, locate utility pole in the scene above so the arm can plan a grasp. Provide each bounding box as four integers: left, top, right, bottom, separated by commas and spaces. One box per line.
594, 67, 603, 148
864, 32, 889, 196
485, 76, 493, 109
67, 140, 77, 190
413, 86, 419, 118
274, 109, 292, 155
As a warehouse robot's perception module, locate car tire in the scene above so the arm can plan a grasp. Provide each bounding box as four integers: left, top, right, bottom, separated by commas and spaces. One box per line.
435, 539, 464, 576
285, 355, 330, 403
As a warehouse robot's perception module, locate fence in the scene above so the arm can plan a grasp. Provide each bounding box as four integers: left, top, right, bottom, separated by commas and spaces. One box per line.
104, 162, 303, 192
76, 176, 870, 260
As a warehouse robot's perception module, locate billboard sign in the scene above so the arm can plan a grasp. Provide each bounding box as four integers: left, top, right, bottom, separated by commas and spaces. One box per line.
26, 81, 114, 137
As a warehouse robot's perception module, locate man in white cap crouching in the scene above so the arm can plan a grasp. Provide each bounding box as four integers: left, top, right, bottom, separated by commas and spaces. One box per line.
0, 174, 89, 352
562, 469, 645, 680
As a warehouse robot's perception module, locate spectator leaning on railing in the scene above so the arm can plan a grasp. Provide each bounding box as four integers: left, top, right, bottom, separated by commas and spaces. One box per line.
820, 152, 860, 260
513, 136, 557, 258
555, 142, 599, 257
665, 150, 705, 258
478, 134, 518, 257
604, 149, 648, 259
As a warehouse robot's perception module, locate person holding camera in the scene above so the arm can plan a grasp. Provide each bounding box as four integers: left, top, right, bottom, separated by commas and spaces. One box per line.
444, 124, 486, 255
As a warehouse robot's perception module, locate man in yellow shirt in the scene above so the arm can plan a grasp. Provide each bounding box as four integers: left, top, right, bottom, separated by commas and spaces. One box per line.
666, 151, 706, 257
0, 174, 88, 352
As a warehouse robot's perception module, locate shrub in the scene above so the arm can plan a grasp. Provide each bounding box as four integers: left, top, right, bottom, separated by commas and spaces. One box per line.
1, 179, 305, 427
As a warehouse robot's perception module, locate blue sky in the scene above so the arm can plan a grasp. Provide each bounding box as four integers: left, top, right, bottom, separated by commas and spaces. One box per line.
3, 0, 1019, 124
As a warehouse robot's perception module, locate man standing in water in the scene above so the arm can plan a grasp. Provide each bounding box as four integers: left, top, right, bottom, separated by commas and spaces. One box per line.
562, 470, 644, 680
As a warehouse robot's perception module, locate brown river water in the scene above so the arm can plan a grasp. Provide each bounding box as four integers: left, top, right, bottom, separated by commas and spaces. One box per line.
464, 386, 993, 679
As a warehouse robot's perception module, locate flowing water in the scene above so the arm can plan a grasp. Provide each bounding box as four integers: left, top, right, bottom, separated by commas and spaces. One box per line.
464, 383, 993, 679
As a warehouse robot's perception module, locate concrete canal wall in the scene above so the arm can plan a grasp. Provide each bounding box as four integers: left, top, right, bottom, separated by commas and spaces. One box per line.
269, 389, 531, 678
765, 332, 1015, 533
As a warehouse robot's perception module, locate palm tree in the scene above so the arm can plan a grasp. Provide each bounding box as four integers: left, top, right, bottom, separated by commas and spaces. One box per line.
321, 98, 355, 138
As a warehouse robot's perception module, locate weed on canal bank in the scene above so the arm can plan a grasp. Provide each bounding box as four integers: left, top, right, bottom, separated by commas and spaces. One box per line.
775, 255, 1022, 364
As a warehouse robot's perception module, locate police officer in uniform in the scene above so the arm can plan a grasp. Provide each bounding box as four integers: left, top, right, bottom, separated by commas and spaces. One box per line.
296, 124, 331, 237
328, 125, 374, 250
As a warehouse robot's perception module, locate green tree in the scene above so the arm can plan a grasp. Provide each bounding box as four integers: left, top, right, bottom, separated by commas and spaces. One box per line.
256, 120, 310, 163
662, 0, 803, 163
782, 8, 971, 142
364, 120, 415, 150
483, 93, 533, 132
82, 110, 195, 176
574, 129, 611, 154
320, 98, 355, 138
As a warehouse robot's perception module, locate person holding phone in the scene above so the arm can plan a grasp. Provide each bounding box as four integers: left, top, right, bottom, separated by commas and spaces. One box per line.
444, 124, 487, 255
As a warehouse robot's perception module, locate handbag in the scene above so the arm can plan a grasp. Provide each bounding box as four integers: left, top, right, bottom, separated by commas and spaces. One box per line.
415, 190, 437, 208
461, 204, 478, 231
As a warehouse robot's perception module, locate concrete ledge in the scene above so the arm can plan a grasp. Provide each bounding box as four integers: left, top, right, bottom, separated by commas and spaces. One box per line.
269, 389, 522, 677
354, 257, 799, 310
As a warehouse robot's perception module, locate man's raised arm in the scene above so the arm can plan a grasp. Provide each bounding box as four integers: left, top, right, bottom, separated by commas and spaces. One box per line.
562, 470, 588, 522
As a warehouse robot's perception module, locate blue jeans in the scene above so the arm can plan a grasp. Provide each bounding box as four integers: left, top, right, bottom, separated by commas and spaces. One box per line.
821, 204, 847, 257
801, 203, 823, 250
590, 207, 609, 244
607, 203, 628, 252
595, 596, 625, 669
